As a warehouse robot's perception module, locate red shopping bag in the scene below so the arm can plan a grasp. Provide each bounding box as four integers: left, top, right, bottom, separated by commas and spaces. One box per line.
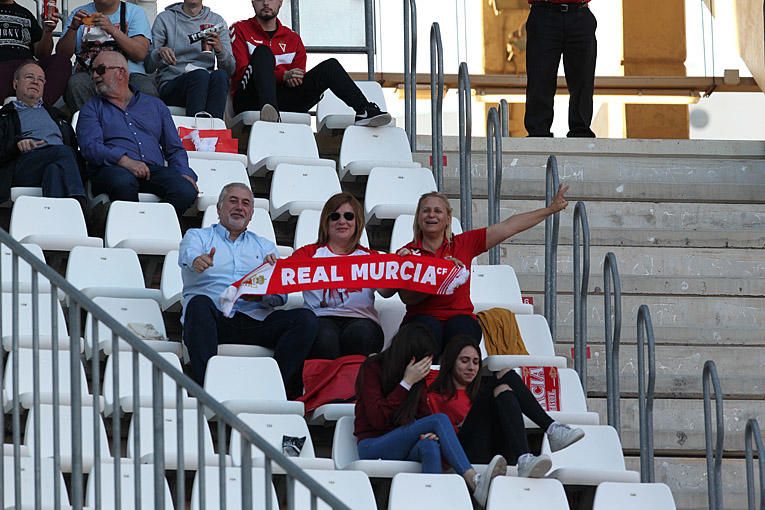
178, 126, 238, 154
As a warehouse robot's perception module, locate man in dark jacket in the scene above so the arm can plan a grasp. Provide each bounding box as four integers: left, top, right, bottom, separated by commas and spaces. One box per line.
0, 61, 85, 205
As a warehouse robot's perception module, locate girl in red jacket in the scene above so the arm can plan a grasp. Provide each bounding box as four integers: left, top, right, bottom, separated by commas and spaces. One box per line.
354, 323, 505, 508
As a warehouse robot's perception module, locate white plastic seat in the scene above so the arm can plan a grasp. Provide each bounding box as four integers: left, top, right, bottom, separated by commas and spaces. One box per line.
293, 469, 377, 510
190, 466, 278, 510
1, 243, 49, 293
230, 109, 311, 128
3, 455, 70, 508
317, 81, 390, 133
104, 201, 182, 256
3, 348, 95, 411
486, 477, 568, 509
202, 205, 292, 256
103, 351, 192, 416
483, 314, 568, 370
375, 293, 407, 350
0, 292, 69, 351
593, 482, 677, 510
388, 473, 473, 510
332, 416, 421, 477
307, 403, 355, 426
203, 356, 304, 416
364, 167, 437, 225
9, 186, 42, 202
190, 157, 251, 212
229, 413, 334, 472
292, 209, 369, 250
65, 247, 161, 303
471, 264, 534, 315
25, 404, 112, 472
171, 114, 226, 130
517, 367, 599, 427
339, 126, 421, 181
389, 214, 463, 253
85, 297, 180, 358
269, 164, 342, 221
127, 408, 217, 469
541, 425, 641, 485
167, 105, 187, 116
160, 250, 183, 311
10, 196, 102, 250
86, 181, 160, 211
247, 122, 334, 176
215, 344, 276, 357
85, 460, 174, 509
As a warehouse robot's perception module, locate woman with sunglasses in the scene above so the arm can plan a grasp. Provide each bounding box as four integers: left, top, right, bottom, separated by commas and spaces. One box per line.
355, 323, 506, 508
394, 186, 569, 359
428, 336, 584, 478
291, 192, 384, 359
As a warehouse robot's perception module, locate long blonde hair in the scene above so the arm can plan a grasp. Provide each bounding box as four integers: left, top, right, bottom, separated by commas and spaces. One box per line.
412, 191, 453, 243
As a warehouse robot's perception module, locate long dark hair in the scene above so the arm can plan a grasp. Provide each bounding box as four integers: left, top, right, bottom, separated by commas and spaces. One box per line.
428, 336, 482, 403
357, 323, 436, 426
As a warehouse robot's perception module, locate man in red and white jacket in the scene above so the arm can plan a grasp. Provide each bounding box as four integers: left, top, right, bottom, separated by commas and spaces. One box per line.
230, 0, 390, 126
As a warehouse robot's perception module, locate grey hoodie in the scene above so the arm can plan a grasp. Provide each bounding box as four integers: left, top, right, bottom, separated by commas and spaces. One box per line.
147, 2, 235, 90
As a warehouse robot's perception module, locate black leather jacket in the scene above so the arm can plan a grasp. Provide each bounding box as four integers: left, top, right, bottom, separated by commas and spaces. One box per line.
0, 102, 81, 202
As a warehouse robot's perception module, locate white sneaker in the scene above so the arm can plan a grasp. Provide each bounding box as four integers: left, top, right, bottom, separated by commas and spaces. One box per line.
472, 455, 507, 508
259, 103, 280, 123
547, 422, 585, 452
516, 453, 552, 478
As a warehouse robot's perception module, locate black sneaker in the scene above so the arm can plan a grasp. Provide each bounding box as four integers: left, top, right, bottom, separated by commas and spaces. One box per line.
354, 102, 391, 127
260, 103, 281, 123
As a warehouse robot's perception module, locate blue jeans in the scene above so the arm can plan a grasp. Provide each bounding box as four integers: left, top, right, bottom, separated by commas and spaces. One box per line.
13, 145, 85, 199
160, 69, 229, 119
357, 413, 472, 474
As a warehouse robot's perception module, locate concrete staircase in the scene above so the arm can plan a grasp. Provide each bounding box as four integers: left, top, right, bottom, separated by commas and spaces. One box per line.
412, 136, 765, 509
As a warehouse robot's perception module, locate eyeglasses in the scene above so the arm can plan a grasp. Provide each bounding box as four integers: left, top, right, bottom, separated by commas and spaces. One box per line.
329, 211, 355, 222
91, 64, 123, 76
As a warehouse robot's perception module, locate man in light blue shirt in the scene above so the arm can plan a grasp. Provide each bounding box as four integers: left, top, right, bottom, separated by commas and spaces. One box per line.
179, 182, 318, 393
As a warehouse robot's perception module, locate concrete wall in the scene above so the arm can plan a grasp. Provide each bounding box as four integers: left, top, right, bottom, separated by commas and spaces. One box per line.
735, 0, 765, 92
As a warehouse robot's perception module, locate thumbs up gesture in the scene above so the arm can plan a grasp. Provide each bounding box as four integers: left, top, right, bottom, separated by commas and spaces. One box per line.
192, 247, 216, 273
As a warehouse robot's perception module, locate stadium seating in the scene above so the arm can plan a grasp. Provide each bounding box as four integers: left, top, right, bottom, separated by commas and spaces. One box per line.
104, 201, 182, 256
3, 455, 70, 508
338, 126, 420, 181
160, 250, 183, 311
292, 209, 370, 250
65, 247, 161, 303
364, 167, 437, 225
388, 473, 473, 510
486, 477, 568, 509
293, 469, 377, 510
190, 157, 251, 212
470, 264, 534, 315
593, 482, 677, 510
246, 122, 334, 176
0, 292, 70, 351
483, 314, 568, 371
8, 186, 42, 202
520, 368, 599, 427
1, 243, 49, 293
269, 164, 342, 221
10, 196, 102, 251
317, 81, 390, 133
190, 466, 279, 510
85, 460, 174, 510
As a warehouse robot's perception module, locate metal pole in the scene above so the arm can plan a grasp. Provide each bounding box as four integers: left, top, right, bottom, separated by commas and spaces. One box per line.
636, 305, 656, 483
499, 99, 510, 138
458, 61, 472, 231
486, 107, 502, 265
364, 0, 375, 79
289, 0, 300, 32
703, 359, 724, 510
572, 201, 590, 394
544, 155, 560, 342
603, 252, 622, 435
745, 418, 765, 510
430, 22, 444, 191
403, 0, 417, 150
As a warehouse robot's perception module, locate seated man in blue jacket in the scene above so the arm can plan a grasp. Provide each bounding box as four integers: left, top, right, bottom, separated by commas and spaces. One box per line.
76, 50, 197, 215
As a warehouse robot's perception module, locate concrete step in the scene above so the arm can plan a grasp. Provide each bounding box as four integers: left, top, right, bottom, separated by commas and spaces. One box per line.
524, 294, 765, 346
453, 199, 765, 248
586, 398, 764, 454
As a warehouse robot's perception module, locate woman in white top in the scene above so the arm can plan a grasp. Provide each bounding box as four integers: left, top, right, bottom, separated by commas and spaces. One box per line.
291, 192, 384, 359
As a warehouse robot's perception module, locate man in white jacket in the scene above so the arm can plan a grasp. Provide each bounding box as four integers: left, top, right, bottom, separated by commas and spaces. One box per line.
147, 0, 235, 118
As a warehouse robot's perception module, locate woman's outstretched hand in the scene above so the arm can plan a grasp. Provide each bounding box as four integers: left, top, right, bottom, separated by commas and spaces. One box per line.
403, 355, 433, 386
550, 184, 570, 213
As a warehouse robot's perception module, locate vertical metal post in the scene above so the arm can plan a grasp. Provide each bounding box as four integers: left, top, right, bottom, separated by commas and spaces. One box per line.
51, 287, 62, 510
603, 252, 622, 435
572, 201, 590, 394
430, 22, 444, 191
403, 0, 417, 150
458, 61, 472, 230
486, 107, 502, 265
31, 272, 41, 510
176, 386, 186, 510
499, 99, 510, 138
242, 439, 253, 510
703, 359, 724, 510
289, 0, 300, 32
90, 318, 102, 510
745, 418, 765, 510
152, 367, 165, 510
111, 332, 121, 510
544, 155, 560, 342
636, 305, 656, 483
11, 255, 22, 508
69, 302, 83, 508
364, 0, 375, 79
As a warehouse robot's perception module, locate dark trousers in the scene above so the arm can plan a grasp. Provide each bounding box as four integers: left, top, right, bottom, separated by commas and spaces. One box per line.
89, 164, 198, 216
13, 145, 85, 198
233, 45, 368, 114
182, 295, 318, 397
309, 316, 384, 360
160, 69, 229, 119
458, 372, 555, 465
0, 54, 72, 106
524, 4, 597, 138
405, 314, 482, 362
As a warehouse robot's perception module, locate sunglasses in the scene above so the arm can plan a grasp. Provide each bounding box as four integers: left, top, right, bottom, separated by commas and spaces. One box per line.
91, 64, 122, 76
329, 211, 355, 222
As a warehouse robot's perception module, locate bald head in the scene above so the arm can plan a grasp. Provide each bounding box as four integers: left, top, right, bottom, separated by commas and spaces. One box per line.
91, 50, 129, 98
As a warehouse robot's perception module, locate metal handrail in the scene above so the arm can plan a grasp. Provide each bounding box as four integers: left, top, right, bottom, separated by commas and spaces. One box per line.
636, 304, 656, 483
745, 418, 765, 510
499, 99, 510, 138
430, 22, 444, 191
572, 201, 590, 393
458, 61, 473, 231
403, 0, 418, 150
544, 155, 560, 342
703, 359, 724, 510
486, 107, 503, 265
0, 229, 351, 510
603, 252, 622, 435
